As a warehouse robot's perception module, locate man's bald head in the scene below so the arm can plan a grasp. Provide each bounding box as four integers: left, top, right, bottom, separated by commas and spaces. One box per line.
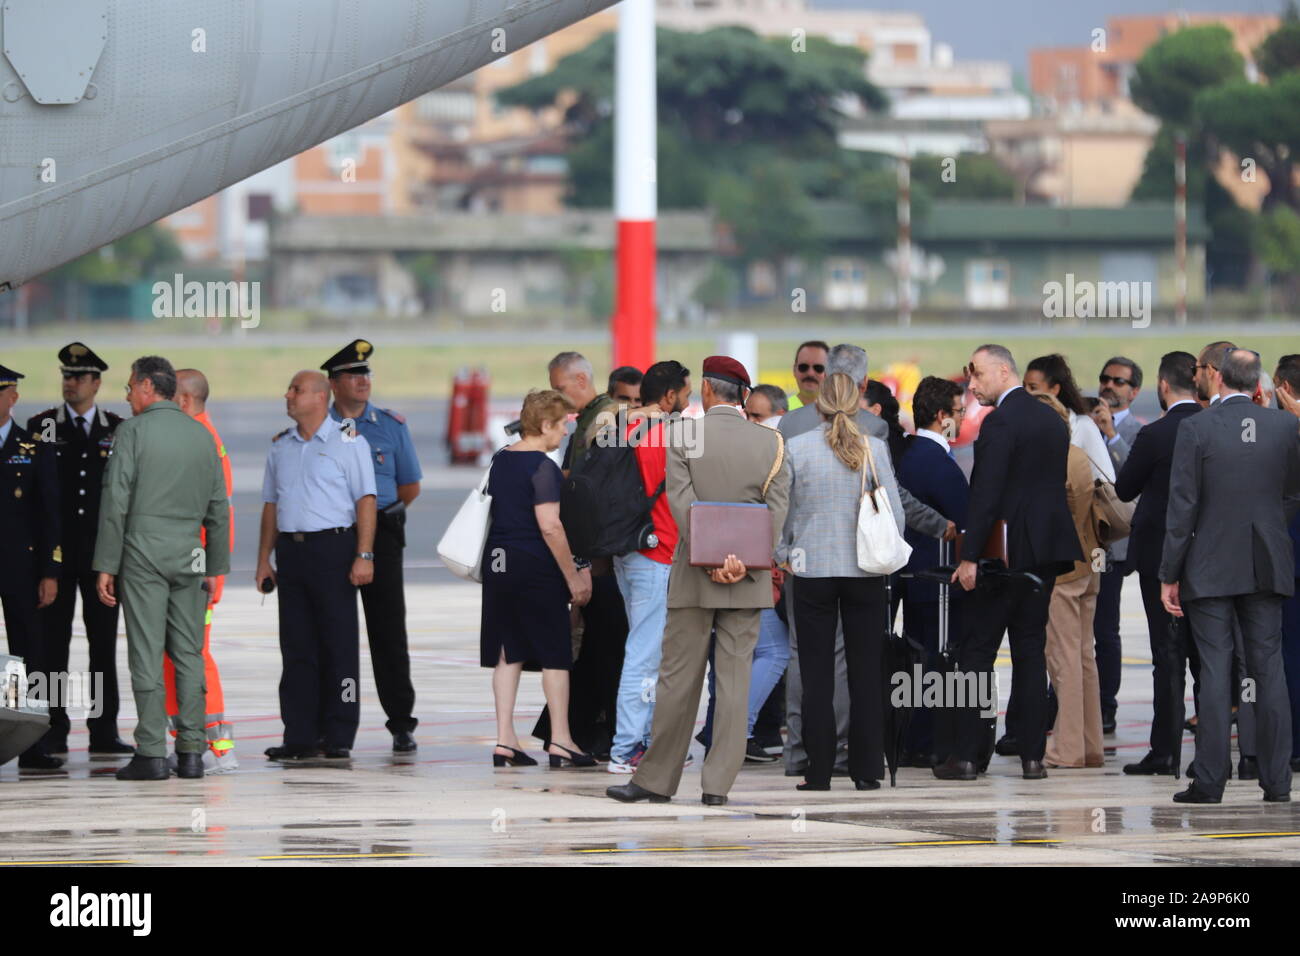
286, 370, 330, 424
175, 368, 210, 417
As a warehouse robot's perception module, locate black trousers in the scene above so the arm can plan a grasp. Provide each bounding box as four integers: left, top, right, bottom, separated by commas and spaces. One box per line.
532, 570, 628, 755
1138, 571, 1189, 760
276, 530, 360, 751
2, 580, 52, 760
1093, 558, 1128, 722
793, 575, 885, 786
955, 570, 1056, 763
358, 518, 416, 734
41, 567, 122, 745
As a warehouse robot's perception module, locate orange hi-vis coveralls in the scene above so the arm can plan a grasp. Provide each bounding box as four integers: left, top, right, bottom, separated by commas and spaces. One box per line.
163, 410, 234, 756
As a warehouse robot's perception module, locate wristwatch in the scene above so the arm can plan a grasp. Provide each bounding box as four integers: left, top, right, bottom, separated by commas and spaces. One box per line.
356, 552, 375, 561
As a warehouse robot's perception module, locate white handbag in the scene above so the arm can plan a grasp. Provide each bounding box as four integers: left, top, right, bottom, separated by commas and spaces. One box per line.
437, 460, 494, 582
855, 437, 912, 575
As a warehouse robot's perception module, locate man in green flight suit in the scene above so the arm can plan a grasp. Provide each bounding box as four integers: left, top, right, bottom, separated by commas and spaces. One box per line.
94, 356, 230, 781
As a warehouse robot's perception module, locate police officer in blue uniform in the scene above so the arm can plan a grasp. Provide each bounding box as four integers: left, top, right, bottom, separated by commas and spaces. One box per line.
26, 343, 132, 757
257, 370, 377, 760
0, 363, 65, 772
323, 340, 423, 752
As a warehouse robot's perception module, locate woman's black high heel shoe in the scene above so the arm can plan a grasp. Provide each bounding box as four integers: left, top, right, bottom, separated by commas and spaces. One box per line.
547, 743, 596, 768
492, 745, 537, 767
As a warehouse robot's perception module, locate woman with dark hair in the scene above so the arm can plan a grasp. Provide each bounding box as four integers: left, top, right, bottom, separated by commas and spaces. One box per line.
865, 379, 908, 464
1025, 353, 1114, 482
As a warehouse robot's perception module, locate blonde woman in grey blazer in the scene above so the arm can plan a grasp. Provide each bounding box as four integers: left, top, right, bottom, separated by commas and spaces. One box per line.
784, 372, 905, 792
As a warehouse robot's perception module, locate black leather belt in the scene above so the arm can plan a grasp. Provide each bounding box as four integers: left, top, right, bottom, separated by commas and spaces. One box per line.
285, 526, 354, 542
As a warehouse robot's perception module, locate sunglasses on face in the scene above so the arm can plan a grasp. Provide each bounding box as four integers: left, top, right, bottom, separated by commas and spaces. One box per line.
1098, 374, 1134, 387
796, 364, 825, 374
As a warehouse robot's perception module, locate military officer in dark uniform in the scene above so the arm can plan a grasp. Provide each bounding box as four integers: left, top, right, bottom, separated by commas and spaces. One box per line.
323, 340, 423, 753
26, 343, 132, 757
0, 363, 64, 772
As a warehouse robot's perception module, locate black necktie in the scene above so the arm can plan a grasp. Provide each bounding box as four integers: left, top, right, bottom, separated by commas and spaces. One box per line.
75, 415, 87, 438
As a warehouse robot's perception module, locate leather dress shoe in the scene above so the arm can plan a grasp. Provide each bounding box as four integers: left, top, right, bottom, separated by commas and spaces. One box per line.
702, 793, 727, 806
1123, 752, 1175, 776
1238, 756, 1259, 780
18, 753, 65, 773
933, 756, 977, 781
323, 748, 351, 759
1021, 759, 1048, 780
993, 734, 1019, 757
1102, 718, 1117, 736
89, 737, 135, 755
607, 781, 670, 803
392, 731, 417, 753
1173, 785, 1221, 804
175, 752, 204, 779
265, 745, 319, 760
115, 755, 169, 780
1264, 791, 1292, 803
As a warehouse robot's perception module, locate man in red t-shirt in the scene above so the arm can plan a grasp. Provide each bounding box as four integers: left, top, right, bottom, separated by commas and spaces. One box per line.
607, 361, 693, 774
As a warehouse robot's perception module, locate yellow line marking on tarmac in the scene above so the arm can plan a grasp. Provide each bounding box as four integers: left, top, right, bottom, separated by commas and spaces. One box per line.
1201, 831, 1300, 840
257, 852, 429, 860
577, 845, 752, 854
0, 859, 134, 865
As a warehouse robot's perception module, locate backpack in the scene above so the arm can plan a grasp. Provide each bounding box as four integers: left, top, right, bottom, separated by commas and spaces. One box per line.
560, 415, 665, 560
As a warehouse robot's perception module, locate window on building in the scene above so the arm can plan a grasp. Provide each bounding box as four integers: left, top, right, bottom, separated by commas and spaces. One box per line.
966, 259, 1011, 309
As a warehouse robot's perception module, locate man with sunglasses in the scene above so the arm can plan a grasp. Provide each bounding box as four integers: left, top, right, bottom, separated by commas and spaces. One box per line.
790, 341, 829, 410
1088, 357, 1144, 735
26, 343, 132, 759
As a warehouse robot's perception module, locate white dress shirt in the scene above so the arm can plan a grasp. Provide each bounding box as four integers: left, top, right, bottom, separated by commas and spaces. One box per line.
68, 403, 96, 436
917, 427, 951, 452
0, 418, 11, 447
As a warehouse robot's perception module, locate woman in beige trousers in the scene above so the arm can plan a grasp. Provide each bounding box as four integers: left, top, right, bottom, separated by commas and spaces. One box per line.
1034, 393, 1105, 769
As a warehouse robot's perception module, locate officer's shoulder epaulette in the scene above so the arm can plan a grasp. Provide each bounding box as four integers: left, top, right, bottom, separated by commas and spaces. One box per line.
380, 407, 406, 425
272, 427, 292, 443
105, 410, 124, 424
26, 408, 58, 437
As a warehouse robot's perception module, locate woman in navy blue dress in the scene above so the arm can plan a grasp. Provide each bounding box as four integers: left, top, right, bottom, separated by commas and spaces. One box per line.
481, 390, 595, 768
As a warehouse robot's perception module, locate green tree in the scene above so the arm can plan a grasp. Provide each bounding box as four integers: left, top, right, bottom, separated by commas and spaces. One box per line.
1256, 1, 1300, 80
1195, 72, 1300, 210
1255, 204, 1300, 306
1129, 24, 1244, 129
911, 153, 1016, 201
496, 26, 886, 265
48, 224, 182, 282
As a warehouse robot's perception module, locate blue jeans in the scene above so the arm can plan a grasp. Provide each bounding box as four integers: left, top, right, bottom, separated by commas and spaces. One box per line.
611, 551, 672, 762
701, 608, 791, 745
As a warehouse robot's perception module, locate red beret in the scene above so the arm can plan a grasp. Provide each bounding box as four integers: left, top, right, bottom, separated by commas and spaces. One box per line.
702, 355, 751, 389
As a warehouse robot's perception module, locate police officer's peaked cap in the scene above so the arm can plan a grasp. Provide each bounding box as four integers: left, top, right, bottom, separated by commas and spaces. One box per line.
0, 363, 23, 387
58, 342, 109, 374
322, 339, 374, 376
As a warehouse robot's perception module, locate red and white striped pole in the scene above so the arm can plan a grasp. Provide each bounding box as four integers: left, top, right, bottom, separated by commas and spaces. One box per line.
611, 0, 657, 372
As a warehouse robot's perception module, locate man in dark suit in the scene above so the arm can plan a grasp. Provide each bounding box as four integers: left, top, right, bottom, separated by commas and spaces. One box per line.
26, 343, 131, 757
935, 345, 1080, 782
0, 362, 64, 772
1115, 351, 1200, 775
897, 376, 969, 765
1161, 349, 1300, 803
1270, 353, 1300, 772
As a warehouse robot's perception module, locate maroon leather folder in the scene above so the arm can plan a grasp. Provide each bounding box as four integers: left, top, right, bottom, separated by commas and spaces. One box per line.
688, 502, 774, 569
954, 520, 1009, 564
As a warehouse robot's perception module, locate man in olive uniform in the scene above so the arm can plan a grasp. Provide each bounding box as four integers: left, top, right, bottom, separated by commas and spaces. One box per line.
323, 340, 422, 753
27, 343, 132, 757
94, 356, 230, 781
0, 363, 64, 771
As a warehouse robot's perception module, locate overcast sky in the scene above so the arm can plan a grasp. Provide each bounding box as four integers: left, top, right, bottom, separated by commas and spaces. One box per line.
811, 0, 1286, 73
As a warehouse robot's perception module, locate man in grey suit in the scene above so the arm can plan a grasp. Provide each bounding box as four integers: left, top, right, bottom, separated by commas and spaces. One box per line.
608, 356, 790, 806
778, 344, 953, 774
1161, 349, 1300, 803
